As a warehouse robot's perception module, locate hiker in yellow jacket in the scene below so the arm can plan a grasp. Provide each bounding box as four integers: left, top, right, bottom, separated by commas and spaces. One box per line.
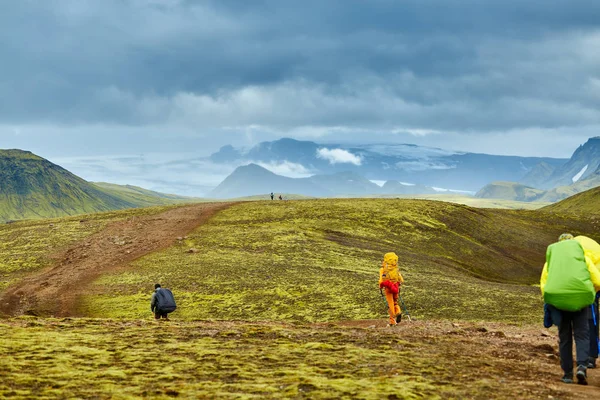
540, 233, 600, 385
574, 235, 600, 369
379, 252, 404, 326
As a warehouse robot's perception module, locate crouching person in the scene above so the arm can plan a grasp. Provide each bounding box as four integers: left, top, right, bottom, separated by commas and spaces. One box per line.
379, 252, 404, 327
540, 233, 600, 385
150, 283, 177, 320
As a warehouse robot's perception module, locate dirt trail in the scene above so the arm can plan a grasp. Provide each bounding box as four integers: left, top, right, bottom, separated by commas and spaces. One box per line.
333, 319, 600, 398
0, 202, 235, 317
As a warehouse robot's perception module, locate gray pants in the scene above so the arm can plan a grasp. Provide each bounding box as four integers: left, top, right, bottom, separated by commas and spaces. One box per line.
558, 306, 591, 375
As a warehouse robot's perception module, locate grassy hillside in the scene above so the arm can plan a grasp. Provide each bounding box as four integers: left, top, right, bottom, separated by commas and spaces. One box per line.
0, 205, 177, 291
92, 182, 202, 205
1, 199, 598, 399
356, 194, 550, 209
0, 149, 196, 222
225, 193, 314, 201
475, 181, 545, 202
536, 173, 600, 202
541, 185, 600, 215
0, 318, 569, 400
75, 199, 597, 323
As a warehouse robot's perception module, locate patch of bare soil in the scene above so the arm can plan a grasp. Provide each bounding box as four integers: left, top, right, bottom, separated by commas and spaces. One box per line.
332, 319, 600, 399
0, 202, 235, 317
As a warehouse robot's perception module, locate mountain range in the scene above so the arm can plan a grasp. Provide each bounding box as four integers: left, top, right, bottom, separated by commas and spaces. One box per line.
209, 136, 600, 201
532, 137, 600, 189
210, 163, 465, 199
208, 138, 567, 192
476, 137, 600, 202
1, 135, 600, 220
0, 150, 197, 222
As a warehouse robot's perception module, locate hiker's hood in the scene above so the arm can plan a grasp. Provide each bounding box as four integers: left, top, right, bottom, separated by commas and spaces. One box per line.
384, 252, 398, 266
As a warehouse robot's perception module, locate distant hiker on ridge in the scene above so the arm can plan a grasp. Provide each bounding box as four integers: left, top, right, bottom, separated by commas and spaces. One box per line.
270, 192, 274, 200
278, 194, 283, 200
540, 233, 600, 385
379, 252, 404, 327
150, 283, 177, 321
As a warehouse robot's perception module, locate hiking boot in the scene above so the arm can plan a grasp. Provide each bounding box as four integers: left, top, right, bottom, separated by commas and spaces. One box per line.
588, 358, 597, 369
396, 314, 402, 324
561, 374, 573, 384
576, 366, 588, 386
387, 323, 398, 328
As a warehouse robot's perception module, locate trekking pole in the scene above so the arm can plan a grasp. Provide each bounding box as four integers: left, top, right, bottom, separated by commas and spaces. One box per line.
593, 302, 600, 356
398, 292, 412, 322
379, 288, 388, 308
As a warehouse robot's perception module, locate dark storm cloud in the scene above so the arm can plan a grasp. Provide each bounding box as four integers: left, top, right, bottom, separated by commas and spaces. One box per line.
1, 0, 599, 136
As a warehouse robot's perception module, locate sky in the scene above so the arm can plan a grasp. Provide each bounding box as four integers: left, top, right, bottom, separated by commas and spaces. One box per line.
1, 1, 600, 193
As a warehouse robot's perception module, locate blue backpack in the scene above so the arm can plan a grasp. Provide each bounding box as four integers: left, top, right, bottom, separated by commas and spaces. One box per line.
156, 288, 177, 313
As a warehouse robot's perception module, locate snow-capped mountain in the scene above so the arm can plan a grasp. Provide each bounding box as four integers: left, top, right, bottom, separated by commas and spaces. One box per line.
208, 138, 566, 192
536, 137, 600, 189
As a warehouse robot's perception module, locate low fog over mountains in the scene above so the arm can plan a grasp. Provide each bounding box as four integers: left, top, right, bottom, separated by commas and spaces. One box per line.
209, 139, 566, 189
2, 137, 599, 210
207, 138, 568, 198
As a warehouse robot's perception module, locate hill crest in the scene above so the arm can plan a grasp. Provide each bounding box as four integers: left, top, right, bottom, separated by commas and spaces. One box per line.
0, 149, 197, 222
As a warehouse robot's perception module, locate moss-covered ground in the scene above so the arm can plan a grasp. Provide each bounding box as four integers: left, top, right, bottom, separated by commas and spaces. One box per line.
0, 317, 570, 399
2, 198, 599, 399
359, 194, 551, 210
0, 205, 177, 291
79, 199, 597, 323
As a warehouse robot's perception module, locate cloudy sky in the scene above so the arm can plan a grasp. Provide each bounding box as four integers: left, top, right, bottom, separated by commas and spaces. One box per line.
1, 0, 599, 192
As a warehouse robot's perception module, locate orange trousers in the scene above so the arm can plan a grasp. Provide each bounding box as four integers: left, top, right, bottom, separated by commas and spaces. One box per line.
384, 288, 401, 325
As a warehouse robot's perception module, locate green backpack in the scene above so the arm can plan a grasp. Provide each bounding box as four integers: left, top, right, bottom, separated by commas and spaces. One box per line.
544, 240, 595, 312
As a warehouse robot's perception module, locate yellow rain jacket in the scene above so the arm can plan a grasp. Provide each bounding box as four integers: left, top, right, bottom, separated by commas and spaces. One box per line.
540, 239, 600, 311
575, 235, 600, 266
379, 252, 404, 325
379, 252, 404, 285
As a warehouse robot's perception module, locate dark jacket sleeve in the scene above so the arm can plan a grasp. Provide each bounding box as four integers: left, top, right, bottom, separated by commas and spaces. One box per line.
151, 292, 157, 312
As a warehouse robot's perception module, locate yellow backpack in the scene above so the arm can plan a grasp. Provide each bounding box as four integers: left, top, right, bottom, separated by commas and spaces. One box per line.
382, 252, 400, 283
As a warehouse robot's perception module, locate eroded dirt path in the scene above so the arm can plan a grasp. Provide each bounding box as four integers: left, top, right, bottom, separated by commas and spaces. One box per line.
0, 202, 235, 317
333, 319, 600, 398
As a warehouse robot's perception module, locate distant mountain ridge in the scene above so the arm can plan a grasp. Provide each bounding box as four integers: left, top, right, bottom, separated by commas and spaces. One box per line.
0, 149, 196, 222
477, 137, 600, 203
208, 138, 566, 192
526, 137, 600, 189
475, 182, 545, 202
208, 163, 331, 198
209, 163, 454, 199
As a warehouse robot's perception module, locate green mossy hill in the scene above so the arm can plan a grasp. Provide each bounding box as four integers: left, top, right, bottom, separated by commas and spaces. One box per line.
475, 181, 545, 202
79, 199, 597, 323
366, 194, 549, 209
0, 205, 175, 291
536, 173, 600, 203
92, 182, 201, 204
0, 318, 567, 400
541, 185, 600, 215
0, 149, 193, 222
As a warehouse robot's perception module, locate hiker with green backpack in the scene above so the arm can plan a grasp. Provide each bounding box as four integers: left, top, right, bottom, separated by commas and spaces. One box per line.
573, 235, 600, 369
379, 252, 404, 327
150, 283, 177, 321
540, 233, 600, 385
